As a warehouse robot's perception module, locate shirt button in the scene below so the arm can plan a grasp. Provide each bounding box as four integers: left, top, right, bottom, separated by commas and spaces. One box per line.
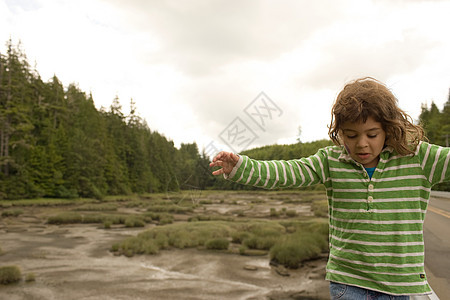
368, 184, 374, 191
368, 196, 373, 202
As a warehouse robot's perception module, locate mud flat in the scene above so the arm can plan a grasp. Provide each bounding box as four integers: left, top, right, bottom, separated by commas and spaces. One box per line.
0, 191, 330, 299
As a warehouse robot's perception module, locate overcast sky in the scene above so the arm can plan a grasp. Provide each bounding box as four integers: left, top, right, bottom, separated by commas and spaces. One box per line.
1, 0, 449, 156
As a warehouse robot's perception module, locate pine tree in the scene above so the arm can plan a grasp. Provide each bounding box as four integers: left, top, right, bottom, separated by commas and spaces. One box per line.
0, 40, 35, 198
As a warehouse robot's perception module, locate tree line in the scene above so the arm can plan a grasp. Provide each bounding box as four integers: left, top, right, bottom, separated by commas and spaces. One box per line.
0, 40, 448, 199
0, 40, 215, 199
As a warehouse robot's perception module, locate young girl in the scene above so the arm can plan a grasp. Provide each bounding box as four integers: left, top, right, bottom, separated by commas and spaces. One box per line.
210, 77, 449, 299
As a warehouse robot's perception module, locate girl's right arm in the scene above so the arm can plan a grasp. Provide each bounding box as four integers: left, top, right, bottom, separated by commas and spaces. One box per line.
210, 150, 327, 190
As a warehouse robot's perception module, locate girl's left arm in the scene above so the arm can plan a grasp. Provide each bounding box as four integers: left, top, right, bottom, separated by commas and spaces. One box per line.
418, 142, 450, 185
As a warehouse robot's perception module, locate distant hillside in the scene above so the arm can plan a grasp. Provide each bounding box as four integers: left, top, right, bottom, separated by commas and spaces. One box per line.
242, 139, 333, 160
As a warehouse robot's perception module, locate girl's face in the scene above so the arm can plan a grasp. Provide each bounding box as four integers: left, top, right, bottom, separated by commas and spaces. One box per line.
340, 116, 386, 168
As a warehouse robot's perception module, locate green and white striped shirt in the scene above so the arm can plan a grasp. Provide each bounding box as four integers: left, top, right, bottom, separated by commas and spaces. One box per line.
226, 141, 450, 296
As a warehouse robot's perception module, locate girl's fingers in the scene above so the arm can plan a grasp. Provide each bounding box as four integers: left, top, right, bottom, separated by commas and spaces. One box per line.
212, 151, 226, 162
209, 160, 224, 167
212, 151, 234, 162
212, 169, 224, 176
210, 151, 237, 176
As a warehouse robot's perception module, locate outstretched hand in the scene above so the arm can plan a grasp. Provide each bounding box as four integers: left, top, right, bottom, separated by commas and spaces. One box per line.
209, 151, 239, 176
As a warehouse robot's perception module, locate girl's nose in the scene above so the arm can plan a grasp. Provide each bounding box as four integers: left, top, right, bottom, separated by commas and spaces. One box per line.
356, 137, 368, 148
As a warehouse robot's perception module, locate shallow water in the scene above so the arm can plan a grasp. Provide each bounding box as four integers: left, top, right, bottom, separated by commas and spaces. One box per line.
0, 200, 329, 300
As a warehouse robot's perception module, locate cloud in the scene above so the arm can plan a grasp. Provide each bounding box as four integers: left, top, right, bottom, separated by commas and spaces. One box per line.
102, 0, 345, 77
300, 28, 438, 90
2, 0, 449, 151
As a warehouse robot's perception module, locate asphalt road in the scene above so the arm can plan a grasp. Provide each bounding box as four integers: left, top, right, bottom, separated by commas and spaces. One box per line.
424, 191, 450, 299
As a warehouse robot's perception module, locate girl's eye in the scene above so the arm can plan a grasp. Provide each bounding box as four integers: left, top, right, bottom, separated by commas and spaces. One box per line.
346, 135, 357, 139
368, 135, 377, 138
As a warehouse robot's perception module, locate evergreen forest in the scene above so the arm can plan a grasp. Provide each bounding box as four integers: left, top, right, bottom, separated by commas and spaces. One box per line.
1, 41, 449, 200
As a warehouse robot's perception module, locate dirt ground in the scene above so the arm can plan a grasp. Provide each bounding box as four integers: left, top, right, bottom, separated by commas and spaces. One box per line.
0, 194, 330, 300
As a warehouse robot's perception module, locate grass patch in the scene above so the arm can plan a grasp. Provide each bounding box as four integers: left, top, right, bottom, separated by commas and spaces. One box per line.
235, 221, 285, 251
0, 198, 94, 208
25, 273, 36, 282
311, 200, 329, 218
188, 215, 235, 222
270, 221, 328, 268
47, 212, 82, 224
0, 266, 22, 284
124, 216, 146, 228
231, 231, 252, 243
146, 205, 193, 214
270, 208, 279, 217
242, 235, 279, 250
103, 220, 112, 229
112, 219, 291, 255
250, 198, 265, 204
124, 201, 148, 208
1, 209, 23, 217
74, 203, 118, 211
144, 212, 173, 224
47, 212, 149, 226
112, 217, 329, 268
199, 200, 213, 205
239, 245, 268, 256
205, 238, 229, 250
112, 221, 233, 256
285, 210, 297, 217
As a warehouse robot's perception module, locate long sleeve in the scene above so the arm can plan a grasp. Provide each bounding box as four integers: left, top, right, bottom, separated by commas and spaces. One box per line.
416, 142, 450, 186
226, 148, 330, 189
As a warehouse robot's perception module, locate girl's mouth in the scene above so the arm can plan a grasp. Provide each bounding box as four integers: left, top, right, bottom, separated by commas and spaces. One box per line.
357, 153, 370, 160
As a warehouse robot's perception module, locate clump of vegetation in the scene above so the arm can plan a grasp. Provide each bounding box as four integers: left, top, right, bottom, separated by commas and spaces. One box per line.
1, 209, 23, 217
103, 220, 112, 229
111, 218, 329, 266
231, 231, 252, 243
0, 198, 93, 208
311, 200, 329, 218
242, 235, 278, 252
112, 218, 302, 258
270, 208, 279, 217
145, 212, 173, 225
250, 198, 265, 204
112, 221, 233, 256
74, 203, 118, 211
285, 210, 297, 217
239, 245, 267, 256
205, 238, 229, 250
46, 210, 158, 227
124, 216, 146, 228
147, 205, 192, 214
47, 211, 152, 227
270, 222, 328, 268
237, 221, 286, 253
231, 209, 245, 217
81, 214, 108, 224
47, 212, 82, 224
188, 215, 235, 222
124, 201, 147, 208
25, 273, 36, 282
0, 266, 22, 284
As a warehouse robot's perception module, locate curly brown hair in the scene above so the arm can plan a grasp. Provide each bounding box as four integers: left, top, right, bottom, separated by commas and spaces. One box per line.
328, 77, 425, 155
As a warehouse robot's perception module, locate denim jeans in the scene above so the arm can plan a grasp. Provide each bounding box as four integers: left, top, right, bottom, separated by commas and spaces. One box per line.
330, 281, 410, 300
